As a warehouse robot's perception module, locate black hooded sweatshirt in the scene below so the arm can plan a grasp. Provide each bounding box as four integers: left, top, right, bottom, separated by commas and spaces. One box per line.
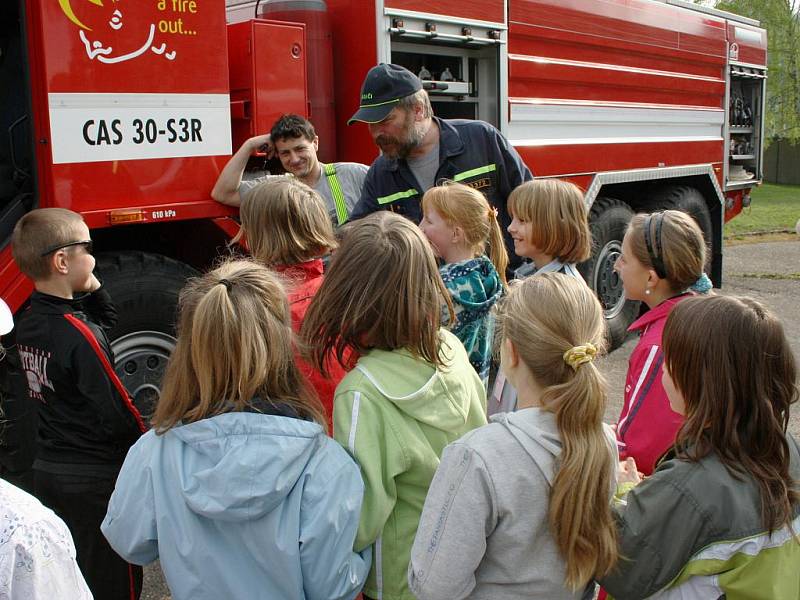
15, 289, 144, 471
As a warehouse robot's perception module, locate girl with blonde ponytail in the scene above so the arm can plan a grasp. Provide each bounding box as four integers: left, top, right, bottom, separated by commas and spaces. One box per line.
410, 273, 618, 599
102, 259, 370, 600
420, 182, 508, 382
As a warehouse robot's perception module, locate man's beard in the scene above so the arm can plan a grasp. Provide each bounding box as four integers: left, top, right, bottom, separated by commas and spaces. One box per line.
289, 162, 312, 178
376, 113, 426, 159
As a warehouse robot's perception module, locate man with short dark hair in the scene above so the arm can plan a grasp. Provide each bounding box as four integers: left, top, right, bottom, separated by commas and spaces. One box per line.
348, 64, 533, 264
212, 114, 367, 226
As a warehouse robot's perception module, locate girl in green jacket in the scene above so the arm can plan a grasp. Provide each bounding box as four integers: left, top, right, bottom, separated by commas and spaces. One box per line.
302, 212, 488, 600
601, 295, 800, 599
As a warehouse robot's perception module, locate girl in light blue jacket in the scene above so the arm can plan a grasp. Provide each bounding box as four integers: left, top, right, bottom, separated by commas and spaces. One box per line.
101, 259, 370, 600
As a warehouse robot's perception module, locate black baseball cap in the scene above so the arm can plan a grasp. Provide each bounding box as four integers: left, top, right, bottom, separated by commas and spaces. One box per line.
347, 64, 423, 125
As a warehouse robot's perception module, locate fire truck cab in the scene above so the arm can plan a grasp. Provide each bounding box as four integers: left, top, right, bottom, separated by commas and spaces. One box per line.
0, 0, 767, 425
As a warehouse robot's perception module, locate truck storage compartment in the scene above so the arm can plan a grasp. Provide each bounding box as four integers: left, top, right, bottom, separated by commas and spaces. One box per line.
388, 13, 504, 127
227, 19, 308, 153
392, 48, 479, 120
726, 65, 765, 188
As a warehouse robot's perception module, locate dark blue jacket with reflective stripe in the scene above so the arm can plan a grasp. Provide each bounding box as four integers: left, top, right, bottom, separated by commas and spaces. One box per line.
351, 117, 533, 265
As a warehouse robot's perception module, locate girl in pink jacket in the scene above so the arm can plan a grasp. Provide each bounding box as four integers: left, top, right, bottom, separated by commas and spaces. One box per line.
613, 209, 711, 475
232, 178, 345, 432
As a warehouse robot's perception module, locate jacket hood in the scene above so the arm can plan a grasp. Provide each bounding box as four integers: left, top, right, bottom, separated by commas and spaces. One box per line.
490, 408, 562, 485
354, 330, 480, 431
440, 256, 504, 313
167, 412, 324, 522
492, 408, 617, 489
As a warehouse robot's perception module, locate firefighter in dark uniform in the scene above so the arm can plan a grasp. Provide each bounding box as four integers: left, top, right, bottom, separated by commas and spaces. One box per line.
348, 63, 533, 267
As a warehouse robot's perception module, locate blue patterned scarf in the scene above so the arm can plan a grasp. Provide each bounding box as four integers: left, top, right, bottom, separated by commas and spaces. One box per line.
440, 256, 505, 382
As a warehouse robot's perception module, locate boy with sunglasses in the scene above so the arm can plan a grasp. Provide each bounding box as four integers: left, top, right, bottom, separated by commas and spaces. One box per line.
11, 208, 146, 600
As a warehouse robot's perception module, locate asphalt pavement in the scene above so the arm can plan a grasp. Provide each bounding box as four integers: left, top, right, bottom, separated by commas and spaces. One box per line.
142, 238, 800, 600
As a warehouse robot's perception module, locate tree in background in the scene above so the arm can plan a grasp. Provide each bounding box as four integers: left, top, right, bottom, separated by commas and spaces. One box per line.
702, 0, 800, 141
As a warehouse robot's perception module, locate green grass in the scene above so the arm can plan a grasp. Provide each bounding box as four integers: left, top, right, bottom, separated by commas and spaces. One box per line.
736, 272, 800, 280
724, 183, 800, 238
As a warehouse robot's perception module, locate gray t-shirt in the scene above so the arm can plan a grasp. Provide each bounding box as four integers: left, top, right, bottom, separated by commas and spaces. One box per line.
239, 162, 368, 224
407, 142, 440, 191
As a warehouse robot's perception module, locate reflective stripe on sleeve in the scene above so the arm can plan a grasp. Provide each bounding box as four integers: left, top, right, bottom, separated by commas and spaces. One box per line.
377, 188, 418, 205
348, 391, 361, 454
375, 536, 384, 600
452, 163, 497, 181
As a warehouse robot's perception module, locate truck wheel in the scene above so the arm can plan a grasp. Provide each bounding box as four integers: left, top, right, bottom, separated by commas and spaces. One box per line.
95, 252, 198, 423
579, 197, 639, 349
643, 185, 713, 262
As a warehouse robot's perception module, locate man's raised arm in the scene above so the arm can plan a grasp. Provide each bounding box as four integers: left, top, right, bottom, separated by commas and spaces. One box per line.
210, 134, 271, 207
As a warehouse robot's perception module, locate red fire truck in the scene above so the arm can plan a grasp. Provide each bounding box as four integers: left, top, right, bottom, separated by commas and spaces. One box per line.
0, 0, 767, 416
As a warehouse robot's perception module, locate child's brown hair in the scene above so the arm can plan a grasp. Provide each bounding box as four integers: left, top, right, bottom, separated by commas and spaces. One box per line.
151, 258, 326, 433
626, 210, 706, 293
495, 272, 617, 589
301, 212, 454, 373
422, 182, 508, 286
507, 179, 591, 263
11, 208, 86, 280
663, 295, 798, 533
231, 178, 337, 266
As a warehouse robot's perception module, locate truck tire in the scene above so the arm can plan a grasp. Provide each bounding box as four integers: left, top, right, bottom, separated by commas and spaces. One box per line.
95, 252, 198, 423
579, 197, 639, 349
643, 185, 713, 264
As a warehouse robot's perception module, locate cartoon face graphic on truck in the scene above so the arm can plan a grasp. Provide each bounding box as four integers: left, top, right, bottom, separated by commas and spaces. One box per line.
58, 0, 179, 64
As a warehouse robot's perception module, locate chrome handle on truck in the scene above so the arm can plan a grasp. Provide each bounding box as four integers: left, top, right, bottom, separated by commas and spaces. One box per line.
388, 27, 505, 46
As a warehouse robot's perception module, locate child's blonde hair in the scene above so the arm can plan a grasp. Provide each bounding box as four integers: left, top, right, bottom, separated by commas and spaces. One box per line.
11, 208, 86, 280
507, 180, 592, 263
496, 273, 617, 589
302, 212, 454, 373
626, 210, 706, 293
422, 182, 508, 286
151, 259, 326, 432
231, 178, 337, 266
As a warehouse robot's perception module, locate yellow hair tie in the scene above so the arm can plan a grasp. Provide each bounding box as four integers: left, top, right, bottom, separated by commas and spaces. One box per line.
563, 343, 598, 371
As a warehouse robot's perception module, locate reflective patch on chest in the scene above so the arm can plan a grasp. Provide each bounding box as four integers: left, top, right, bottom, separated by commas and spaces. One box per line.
463, 177, 491, 191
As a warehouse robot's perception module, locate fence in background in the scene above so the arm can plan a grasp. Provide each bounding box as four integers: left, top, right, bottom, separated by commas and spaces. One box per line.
764, 139, 800, 184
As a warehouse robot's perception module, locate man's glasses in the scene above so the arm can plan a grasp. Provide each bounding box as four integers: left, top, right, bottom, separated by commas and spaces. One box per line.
40, 240, 93, 257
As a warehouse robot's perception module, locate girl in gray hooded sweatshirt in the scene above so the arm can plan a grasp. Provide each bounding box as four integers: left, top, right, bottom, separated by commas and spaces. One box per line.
409, 273, 619, 600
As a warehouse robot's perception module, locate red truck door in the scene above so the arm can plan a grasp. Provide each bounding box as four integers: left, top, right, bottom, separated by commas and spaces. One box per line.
32, 0, 232, 223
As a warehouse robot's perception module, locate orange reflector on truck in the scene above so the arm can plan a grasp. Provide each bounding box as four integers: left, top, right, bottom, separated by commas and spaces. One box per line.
109, 210, 146, 225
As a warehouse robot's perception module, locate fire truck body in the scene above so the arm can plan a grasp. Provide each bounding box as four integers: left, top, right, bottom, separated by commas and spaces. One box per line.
294, 0, 766, 342
0, 0, 767, 416
229, 0, 767, 342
